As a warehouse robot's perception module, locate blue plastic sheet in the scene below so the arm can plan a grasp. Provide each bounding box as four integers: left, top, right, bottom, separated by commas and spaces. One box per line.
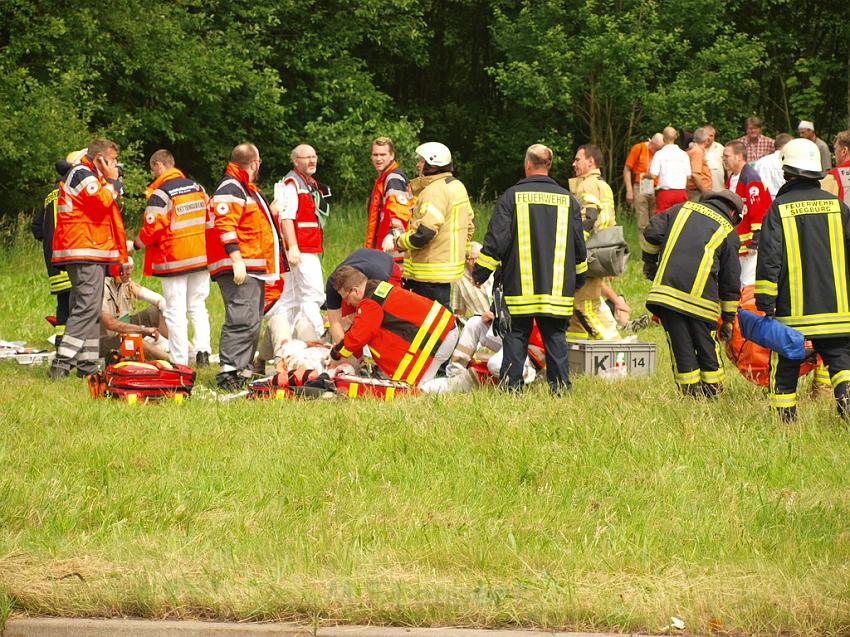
737, 308, 807, 361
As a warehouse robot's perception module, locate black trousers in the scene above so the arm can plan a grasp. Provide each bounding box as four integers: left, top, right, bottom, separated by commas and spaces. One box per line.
501, 315, 570, 393
656, 308, 723, 390
402, 279, 451, 310
769, 335, 850, 417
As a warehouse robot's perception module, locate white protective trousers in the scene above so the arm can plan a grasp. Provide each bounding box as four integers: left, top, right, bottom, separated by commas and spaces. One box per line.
739, 251, 757, 287
281, 252, 326, 337
161, 270, 211, 365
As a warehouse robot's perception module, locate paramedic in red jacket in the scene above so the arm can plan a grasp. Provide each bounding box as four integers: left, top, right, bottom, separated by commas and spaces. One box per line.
723, 140, 771, 286
49, 139, 129, 379
329, 266, 459, 389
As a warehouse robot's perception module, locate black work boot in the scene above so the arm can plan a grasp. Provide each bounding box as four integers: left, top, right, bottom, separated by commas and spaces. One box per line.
777, 406, 798, 423
195, 351, 210, 367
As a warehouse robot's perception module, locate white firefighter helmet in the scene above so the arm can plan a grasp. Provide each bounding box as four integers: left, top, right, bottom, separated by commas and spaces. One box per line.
415, 142, 452, 167
780, 137, 825, 179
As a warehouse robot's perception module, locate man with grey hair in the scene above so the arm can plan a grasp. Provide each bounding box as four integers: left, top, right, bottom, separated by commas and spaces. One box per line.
686, 127, 713, 201
451, 240, 492, 318
272, 144, 331, 338
472, 143, 586, 393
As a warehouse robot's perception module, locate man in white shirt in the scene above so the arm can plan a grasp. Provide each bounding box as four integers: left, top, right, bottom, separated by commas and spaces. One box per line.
754, 133, 792, 198
272, 144, 331, 339
650, 126, 691, 213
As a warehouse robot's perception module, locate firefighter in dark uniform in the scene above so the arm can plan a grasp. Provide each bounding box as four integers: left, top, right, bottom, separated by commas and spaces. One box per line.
641, 190, 743, 397
755, 138, 850, 422
471, 144, 587, 393
31, 151, 86, 347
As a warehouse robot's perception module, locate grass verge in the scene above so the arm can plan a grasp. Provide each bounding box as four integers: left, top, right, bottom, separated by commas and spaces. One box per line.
1, 203, 849, 636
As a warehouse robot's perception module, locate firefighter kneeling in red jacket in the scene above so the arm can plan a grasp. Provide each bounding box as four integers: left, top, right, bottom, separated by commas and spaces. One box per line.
329, 266, 461, 391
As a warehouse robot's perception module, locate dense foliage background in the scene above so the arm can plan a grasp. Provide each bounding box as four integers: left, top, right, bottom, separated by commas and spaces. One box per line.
2, 0, 848, 227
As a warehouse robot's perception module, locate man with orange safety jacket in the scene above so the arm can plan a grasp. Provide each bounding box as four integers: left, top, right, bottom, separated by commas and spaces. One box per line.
207, 143, 284, 391
129, 150, 210, 367
49, 139, 129, 379
329, 267, 460, 391
365, 136, 412, 252
272, 144, 332, 339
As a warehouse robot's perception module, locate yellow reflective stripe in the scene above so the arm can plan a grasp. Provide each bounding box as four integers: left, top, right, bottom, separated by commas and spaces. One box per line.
392, 301, 443, 382
768, 392, 797, 408
738, 232, 754, 241
385, 386, 395, 400
814, 364, 830, 384
720, 300, 738, 313
754, 279, 777, 296
831, 369, 850, 388
751, 223, 762, 231
421, 202, 445, 224
339, 346, 353, 358
476, 252, 500, 271
397, 232, 414, 251
348, 382, 359, 398
828, 212, 848, 313
691, 222, 732, 297
654, 209, 691, 284
516, 198, 533, 295
550, 204, 570, 297
639, 233, 660, 255
781, 215, 803, 315
576, 259, 588, 274
448, 201, 461, 270
675, 369, 700, 384
652, 284, 719, 312
647, 289, 719, 322
393, 353, 414, 381
789, 323, 850, 337
401, 260, 464, 281
769, 349, 779, 399
406, 309, 452, 383
685, 200, 734, 229
780, 312, 850, 325
700, 368, 724, 383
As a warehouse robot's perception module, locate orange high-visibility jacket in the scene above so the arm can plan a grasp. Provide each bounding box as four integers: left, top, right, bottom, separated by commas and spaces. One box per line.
136, 167, 208, 277
334, 281, 455, 386
206, 162, 282, 278
364, 161, 412, 248
52, 155, 128, 266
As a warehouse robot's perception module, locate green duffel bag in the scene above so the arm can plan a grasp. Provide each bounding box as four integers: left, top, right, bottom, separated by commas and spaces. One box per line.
585, 226, 629, 278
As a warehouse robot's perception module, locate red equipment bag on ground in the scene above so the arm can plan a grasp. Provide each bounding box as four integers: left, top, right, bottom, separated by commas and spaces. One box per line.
333, 373, 417, 400
722, 285, 818, 386
88, 360, 196, 402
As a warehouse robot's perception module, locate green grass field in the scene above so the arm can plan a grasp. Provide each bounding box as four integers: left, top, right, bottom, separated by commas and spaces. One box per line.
1, 202, 849, 636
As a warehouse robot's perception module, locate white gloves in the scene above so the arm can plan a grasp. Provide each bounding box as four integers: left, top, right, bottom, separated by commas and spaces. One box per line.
232, 260, 247, 285
381, 234, 396, 253
287, 246, 302, 268
126, 239, 136, 253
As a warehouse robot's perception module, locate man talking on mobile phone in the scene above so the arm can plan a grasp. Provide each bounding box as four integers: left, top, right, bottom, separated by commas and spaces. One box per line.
49, 138, 129, 379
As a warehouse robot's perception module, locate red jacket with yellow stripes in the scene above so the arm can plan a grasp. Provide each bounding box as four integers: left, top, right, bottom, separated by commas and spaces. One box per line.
335, 281, 455, 386
52, 155, 128, 266
136, 168, 208, 277
206, 162, 283, 278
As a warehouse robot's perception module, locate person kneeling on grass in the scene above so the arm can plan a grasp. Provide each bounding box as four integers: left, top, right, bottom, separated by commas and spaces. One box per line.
100, 259, 170, 360
327, 266, 475, 392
